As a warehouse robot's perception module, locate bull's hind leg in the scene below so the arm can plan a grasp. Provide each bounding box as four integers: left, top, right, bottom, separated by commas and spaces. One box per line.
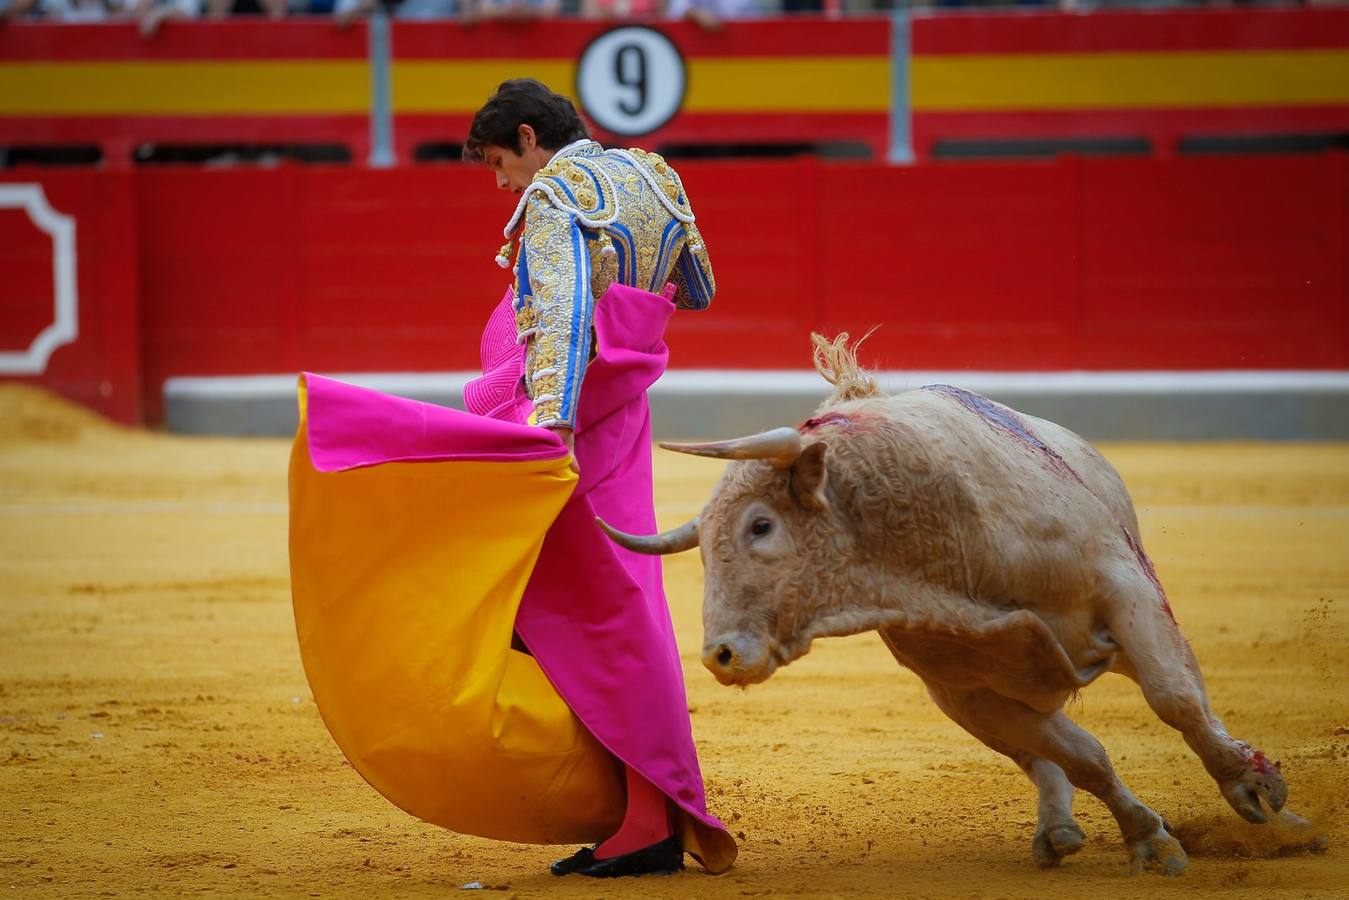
940, 686, 1188, 876
928, 685, 1084, 868
1105, 566, 1288, 824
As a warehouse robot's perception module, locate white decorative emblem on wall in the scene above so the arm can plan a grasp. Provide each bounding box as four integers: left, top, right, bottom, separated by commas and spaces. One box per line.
0, 184, 79, 375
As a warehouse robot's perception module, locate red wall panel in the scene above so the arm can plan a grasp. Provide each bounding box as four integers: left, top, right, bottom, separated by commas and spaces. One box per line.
662, 160, 820, 369
127, 154, 1348, 424
814, 162, 1078, 371
0, 171, 141, 423
0, 203, 57, 346
136, 167, 300, 410
294, 167, 504, 374
1076, 155, 1347, 369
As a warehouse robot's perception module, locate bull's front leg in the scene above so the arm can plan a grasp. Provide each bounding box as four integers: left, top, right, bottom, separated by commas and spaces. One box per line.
1024, 757, 1086, 868
926, 684, 1084, 868
937, 686, 1188, 876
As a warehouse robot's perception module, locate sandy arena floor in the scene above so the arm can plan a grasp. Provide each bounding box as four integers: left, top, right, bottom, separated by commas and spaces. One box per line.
1, 384, 1346, 898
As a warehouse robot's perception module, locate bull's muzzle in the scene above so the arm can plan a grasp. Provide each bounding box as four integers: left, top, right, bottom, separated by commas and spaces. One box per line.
701, 634, 774, 686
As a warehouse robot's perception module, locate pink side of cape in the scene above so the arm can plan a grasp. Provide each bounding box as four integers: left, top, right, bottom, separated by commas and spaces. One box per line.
466, 283, 733, 855
302, 370, 564, 472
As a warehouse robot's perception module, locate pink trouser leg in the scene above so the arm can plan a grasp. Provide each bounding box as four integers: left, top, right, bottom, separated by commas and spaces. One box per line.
594, 764, 673, 859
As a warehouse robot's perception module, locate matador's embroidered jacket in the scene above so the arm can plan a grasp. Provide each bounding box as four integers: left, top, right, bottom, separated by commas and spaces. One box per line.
499, 139, 716, 428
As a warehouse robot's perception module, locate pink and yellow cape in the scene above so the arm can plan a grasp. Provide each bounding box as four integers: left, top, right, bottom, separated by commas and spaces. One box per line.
288, 283, 736, 872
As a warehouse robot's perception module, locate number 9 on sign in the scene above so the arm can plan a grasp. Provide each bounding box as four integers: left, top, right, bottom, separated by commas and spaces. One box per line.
577, 27, 686, 137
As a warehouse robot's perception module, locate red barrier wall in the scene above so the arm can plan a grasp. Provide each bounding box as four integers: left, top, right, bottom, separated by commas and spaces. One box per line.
130, 154, 1349, 421
3, 155, 1345, 424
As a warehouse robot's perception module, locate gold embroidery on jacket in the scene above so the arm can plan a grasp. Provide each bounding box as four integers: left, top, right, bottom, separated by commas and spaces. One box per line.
511, 142, 716, 426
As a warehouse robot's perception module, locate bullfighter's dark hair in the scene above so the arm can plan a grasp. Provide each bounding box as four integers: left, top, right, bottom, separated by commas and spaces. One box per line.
463, 79, 590, 162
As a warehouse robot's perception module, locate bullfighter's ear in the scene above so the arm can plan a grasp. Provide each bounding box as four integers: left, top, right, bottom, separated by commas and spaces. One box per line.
790, 441, 829, 512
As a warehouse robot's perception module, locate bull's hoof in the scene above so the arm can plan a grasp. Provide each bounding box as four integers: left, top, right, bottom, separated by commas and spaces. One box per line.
1127, 825, 1188, 877
1220, 758, 1287, 825
1276, 808, 1330, 852
1032, 822, 1085, 868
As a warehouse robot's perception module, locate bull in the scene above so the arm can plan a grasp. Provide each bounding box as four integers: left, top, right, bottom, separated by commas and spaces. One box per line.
601, 335, 1301, 876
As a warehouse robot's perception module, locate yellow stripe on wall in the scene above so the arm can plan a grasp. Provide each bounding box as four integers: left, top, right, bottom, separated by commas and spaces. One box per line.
684, 58, 890, 112
0, 61, 369, 116
913, 50, 1349, 112
392, 57, 890, 114
394, 60, 577, 113
4, 50, 1345, 118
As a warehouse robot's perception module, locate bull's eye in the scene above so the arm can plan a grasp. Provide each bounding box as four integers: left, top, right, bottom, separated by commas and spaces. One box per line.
750, 517, 773, 537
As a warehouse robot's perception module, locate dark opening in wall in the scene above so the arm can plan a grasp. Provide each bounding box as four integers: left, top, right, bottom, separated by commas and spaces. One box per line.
657, 141, 873, 161
412, 140, 873, 163
413, 142, 467, 163
932, 137, 1152, 161
1178, 133, 1349, 155
0, 145, 103, 169
134, 144, 352, 166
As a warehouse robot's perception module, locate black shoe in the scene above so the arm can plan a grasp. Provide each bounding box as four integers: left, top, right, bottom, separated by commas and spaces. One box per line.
576, 836, 684, 878
549, 845, 597, 876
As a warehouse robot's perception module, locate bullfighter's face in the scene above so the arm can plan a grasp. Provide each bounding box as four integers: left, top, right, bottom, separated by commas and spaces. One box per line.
483, 124, 554, 193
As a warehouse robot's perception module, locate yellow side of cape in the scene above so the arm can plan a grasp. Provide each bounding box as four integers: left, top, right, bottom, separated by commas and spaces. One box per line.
288, 383, 624, 843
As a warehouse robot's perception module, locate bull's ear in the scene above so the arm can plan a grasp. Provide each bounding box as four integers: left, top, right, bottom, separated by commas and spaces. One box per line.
790, 441, 829, 511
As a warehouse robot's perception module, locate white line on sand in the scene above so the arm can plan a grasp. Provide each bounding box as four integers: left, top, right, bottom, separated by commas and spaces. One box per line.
0, 501, 287, 516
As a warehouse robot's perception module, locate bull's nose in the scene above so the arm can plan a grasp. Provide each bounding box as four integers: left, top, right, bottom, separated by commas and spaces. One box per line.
706, 643, 736, 670
702, 635, 754, 684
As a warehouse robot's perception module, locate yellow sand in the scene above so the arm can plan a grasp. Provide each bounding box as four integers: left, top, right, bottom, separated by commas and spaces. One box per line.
1, 384, 1345, 898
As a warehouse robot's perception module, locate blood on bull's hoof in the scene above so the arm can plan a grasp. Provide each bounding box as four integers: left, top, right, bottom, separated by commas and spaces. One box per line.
599, 332, 1309, 877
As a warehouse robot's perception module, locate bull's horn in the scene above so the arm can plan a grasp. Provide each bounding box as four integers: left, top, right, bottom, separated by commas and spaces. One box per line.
660, 427, 803, 469
596, 516, 700, 555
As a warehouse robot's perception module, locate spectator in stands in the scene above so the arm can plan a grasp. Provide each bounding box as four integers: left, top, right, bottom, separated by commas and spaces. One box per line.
126, 0, 204, 36
6, 0, 114, 20
215, 0, 287, 16
666, 0, 766, 30
580, 0, 660, 20
2, 0, 201, 24
126, 0, 285, 34
333, 0, 461, 27
463, 0, 559, 21
333, 0, 561, 26
0, 0, 38, 19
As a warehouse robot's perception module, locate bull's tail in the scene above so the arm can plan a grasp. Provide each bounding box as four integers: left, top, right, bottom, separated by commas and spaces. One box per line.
811, 331, 882, 408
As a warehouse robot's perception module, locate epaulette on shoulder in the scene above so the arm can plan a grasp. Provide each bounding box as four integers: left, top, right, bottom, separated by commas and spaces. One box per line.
514, 156, 618, 231
611, 148, 695, 223
538, 155, 618, 218
496, 156, 621, 268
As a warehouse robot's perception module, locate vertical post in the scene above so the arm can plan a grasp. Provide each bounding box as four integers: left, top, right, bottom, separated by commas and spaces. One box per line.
889, 7, 915, 165
368, 10, 396, 168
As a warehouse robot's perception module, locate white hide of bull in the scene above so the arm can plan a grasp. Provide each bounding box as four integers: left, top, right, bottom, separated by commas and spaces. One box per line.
601, 334, 1308, 876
